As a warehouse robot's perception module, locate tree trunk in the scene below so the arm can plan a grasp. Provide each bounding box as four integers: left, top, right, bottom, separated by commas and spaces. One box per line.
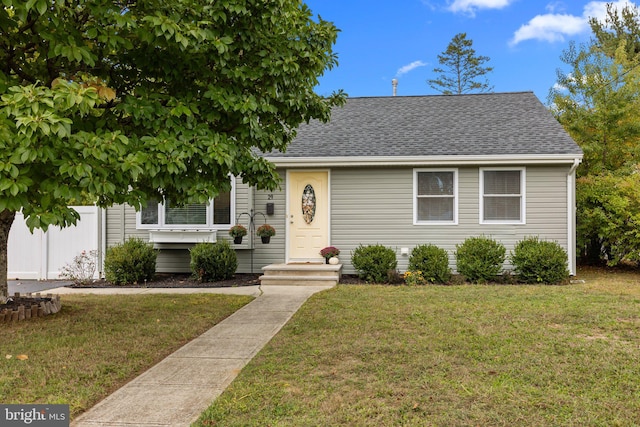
0, 210, 16, 300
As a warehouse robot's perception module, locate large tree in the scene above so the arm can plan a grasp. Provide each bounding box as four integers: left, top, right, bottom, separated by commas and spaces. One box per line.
428, 32, 494, 95
0, 0, 345, 298
550, 4, 640, 265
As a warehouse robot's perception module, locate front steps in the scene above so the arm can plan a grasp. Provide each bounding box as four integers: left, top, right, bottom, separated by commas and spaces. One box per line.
259, 263, 342, 286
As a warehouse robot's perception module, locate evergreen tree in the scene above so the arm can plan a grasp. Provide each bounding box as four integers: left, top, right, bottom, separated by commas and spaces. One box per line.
428, 33, 494, 95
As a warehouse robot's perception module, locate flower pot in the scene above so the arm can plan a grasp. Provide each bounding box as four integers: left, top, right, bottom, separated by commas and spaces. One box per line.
329, 256, 339, 265
233, 236, 243, 244
261, 236, 271, 244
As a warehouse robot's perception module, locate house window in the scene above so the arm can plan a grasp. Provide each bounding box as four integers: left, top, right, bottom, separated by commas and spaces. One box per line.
480, 168, 525, 224
414, 169, 458, 224
137, 184, 234, 229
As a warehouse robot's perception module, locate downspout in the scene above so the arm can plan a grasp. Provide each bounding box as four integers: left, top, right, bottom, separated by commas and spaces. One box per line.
567, 158, 580, 275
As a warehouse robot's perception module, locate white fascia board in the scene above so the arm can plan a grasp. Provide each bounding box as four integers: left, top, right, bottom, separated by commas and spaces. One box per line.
266, 154, 584, 168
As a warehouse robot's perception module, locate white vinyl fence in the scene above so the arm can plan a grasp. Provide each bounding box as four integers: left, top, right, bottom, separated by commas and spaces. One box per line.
8, 206, 101, 280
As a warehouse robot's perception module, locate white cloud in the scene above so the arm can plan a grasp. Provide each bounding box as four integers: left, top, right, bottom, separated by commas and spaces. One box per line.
510, 1, 638, 46
510, 14, 587, 45
448, 0, 514, 15
545, 2, 566, 13
583, 0, 635, 21
396, 60, 428, 77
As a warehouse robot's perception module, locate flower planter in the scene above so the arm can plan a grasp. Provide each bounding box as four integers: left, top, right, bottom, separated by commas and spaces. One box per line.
261, 236, 271, 244
229, 225, 247, 244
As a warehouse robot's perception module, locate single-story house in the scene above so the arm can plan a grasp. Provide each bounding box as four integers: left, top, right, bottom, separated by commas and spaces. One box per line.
105, 91, 583, 281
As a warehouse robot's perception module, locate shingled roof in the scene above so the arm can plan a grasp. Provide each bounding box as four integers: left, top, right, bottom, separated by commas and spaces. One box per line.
265, 92, 582, 163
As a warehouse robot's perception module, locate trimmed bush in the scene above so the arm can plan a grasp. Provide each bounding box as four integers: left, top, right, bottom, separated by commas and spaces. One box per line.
190, 240, 238, 282
351, 244, 397, 283
455, 236, 505, 283
511, 237, 569, 284
104, 238, 157, 285
408, 244, 452, 284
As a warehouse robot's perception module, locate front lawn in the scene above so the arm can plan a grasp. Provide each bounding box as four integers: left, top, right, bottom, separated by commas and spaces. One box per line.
0, 293, 253, 418
196, 267, 640, 426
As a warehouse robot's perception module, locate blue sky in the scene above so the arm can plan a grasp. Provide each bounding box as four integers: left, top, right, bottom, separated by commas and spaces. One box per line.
304, 0, 638, 104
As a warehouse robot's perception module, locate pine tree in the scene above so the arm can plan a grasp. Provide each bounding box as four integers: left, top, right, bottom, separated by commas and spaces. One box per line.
428, 33, 494, 95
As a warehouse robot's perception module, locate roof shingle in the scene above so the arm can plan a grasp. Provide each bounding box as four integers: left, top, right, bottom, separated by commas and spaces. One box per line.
266, 92, 582, 158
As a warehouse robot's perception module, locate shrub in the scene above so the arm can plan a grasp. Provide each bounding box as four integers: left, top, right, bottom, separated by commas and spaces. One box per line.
455, 236, 505, 283
510, 237, 569, 284
190, 240, 238, 282
408, 244, 451, 284
104, 238, 156, 285
351, 244, 397, 283
60, 250, 98, 285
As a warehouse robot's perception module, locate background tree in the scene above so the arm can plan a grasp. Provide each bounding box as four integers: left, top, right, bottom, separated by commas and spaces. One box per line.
428, 32, 494, 95
550, 4, 640, 265
0, 0, 345, 299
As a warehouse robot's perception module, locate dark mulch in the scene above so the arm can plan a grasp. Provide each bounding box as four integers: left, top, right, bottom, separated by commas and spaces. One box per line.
68, 273, 262, 288
67, 273, 369, 288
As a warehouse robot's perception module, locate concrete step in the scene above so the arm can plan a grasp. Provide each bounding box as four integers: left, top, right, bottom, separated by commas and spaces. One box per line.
261, 264, 342, 278
259, 275, 340, 286
260, 263, 342, 286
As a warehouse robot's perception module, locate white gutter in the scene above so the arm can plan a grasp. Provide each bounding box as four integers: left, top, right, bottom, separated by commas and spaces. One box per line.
567, 158, 581, 275
266, 154, 584, 168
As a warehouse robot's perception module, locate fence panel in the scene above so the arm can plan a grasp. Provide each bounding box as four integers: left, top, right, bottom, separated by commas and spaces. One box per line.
8, 206, 99, 280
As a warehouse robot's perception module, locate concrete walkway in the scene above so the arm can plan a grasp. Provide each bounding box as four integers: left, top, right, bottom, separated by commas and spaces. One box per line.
50, 284, 334, 427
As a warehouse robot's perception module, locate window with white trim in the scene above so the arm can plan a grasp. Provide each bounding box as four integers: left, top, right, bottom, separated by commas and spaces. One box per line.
414, 169, 458, 224
137, 184, 234, 229
480, 168, 525, 224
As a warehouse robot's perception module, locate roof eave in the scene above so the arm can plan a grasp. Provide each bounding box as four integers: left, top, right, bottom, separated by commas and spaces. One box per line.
265, 154, 584, 168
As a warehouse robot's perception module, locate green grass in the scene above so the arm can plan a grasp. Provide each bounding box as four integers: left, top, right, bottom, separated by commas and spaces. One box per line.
196, 267, 640, 426
0, 293, 253, 418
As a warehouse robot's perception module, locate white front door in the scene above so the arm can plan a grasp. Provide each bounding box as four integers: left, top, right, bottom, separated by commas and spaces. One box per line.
287, 171, 329, 262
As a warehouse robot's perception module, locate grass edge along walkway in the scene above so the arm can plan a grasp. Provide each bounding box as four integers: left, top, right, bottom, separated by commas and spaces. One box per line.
0, 292, 254, 419
196, 268, 640, 426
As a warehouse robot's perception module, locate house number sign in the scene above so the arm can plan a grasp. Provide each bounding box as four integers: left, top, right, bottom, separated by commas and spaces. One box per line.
302, 184, 316, 224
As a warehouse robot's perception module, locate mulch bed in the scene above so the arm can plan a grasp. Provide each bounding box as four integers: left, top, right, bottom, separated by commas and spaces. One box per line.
67, 273, 368, 288
68, 273, 262, 288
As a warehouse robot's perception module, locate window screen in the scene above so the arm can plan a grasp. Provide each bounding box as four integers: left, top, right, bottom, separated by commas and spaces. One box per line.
416, 171, 455, 222
165, 203, 207, 225
140, 199, 159, 225
482, 170, 522, 222
213, 191, 231, 225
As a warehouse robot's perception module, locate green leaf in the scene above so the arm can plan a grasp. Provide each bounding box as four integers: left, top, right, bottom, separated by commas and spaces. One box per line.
9, 183, 19, 196
25, 0, 37, 11
36, 0, 47, 15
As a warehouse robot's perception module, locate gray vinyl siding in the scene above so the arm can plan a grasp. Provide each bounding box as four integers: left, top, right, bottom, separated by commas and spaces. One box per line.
105, 165, 571, 275
235, 172, 287, 273
330, 165, 569, 274
104, 176, 285, 274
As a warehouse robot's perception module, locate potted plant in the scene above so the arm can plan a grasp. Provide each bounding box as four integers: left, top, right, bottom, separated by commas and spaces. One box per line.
320, 246, 340, 264
256, 224, 276, 244
229, 224, 247, 244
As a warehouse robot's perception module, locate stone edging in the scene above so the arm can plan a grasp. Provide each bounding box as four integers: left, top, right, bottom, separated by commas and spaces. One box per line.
0, 293, 62, 323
